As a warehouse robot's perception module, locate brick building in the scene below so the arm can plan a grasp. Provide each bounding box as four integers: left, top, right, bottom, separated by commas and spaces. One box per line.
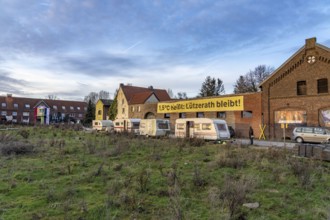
260, 37, 330, 139
0, 94, 87, 124
157, 93, 262, 138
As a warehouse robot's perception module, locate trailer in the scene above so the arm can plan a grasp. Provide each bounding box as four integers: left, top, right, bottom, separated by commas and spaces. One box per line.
175, 118, 230, 141
139, 119, 170, 137
114, 118, 141, 134
92, 120, 114, 132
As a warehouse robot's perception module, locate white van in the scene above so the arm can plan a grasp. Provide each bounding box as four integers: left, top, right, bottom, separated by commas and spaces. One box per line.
139, 119, 171, 137
92, 120, 114, 132
114, 118, 141, 134
175, 118, 230, 141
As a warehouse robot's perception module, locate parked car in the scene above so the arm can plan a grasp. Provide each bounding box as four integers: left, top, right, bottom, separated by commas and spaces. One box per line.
292, 126, 330, 143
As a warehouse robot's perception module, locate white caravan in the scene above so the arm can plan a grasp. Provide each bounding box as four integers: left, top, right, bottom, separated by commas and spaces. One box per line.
114, 118, 141, 134
92, 120, 114, 132
139, 119, 171, 137
175, 118, 230, 141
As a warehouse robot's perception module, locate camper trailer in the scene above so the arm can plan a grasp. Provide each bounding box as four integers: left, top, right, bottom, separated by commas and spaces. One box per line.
92, 120, 114, 132
139, 119, 171, 137
175, 118, 230, 141
114, 118, 141, 134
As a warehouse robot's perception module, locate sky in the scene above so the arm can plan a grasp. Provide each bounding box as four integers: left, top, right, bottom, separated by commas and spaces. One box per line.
0, 0, 330, 101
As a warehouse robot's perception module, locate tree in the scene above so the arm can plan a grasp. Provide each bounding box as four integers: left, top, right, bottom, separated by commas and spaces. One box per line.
84, 92, 99, 104
108, 89, 118, 120
199, 76, 225, 97
47, 94, 57, 100
167, 89, 174, 99
233, 65, 274, 94
176, 92, 188, 99
84, 99, 95, 125
99, 90, 110, 100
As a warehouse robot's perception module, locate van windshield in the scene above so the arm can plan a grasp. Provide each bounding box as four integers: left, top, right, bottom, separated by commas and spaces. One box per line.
216, 123, 226, 131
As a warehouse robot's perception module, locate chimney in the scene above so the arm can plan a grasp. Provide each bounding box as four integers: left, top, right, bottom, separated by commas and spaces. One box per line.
119, 83, 124, 87
305, 37, 316, 50
148, 86, 154, 90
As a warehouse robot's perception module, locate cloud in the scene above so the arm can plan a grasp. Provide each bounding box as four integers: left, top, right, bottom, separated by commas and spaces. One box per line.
0, 70, 31, 95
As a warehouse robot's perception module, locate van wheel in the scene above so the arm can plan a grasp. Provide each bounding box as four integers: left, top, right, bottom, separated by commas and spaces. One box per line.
296, 137, 303, 143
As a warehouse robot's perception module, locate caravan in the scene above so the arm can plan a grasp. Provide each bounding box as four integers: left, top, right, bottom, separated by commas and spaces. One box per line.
175, 118, 230, 141
92, 120, 114, 132
139, 119, 171, 137
114, 118, 141, 134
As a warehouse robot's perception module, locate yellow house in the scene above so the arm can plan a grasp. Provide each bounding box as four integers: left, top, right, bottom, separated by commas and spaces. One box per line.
95, 99, 113, 120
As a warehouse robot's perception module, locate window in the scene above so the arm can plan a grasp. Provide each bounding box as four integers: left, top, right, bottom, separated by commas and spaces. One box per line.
78, 113, 83, 117
241, 111, 253, 118
12, 112, 17, 116
53, 105, 57, 109
84, 107, 87, 111
62, 106, 66, 110
131, 106, 135, 112
194, 123, 201, 130
138, 106, 141, 112
196, 112, 204, 118
179, 113, 186, 118
176, 123, 185, 130
69, 113, 75, 117
216, 123, 227, 131
122, 108, 125, 114
122, 99, 124, 105
164, 113, 170, 118
70, 106, 74, 110
1, 111, 7, 116
202, 123, 212, 130
1, 103, 6, 108
14, 103, 18, 108
77, 107, 81, 110
317, 78, 328, 94
23, 112, 29, 116
217, 112, 226, 118
157, 122, 169, 129
98, 110, 102, 115
297, 81, 307, 95
25, 104, 30, 109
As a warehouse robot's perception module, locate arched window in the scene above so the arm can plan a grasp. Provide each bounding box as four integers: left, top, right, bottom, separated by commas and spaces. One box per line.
297, 81, 307, 95
317, 78, 328, 94
98, 110, 102, 115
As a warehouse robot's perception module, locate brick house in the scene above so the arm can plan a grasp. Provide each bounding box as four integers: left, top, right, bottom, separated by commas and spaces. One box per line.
259, 37, 330, 139
116, 84, 171, 119
0, 94, 87, 124
95, 99, 113, 120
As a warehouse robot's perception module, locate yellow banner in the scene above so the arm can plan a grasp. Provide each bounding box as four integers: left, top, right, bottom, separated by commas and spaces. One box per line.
157, 96, 244, 113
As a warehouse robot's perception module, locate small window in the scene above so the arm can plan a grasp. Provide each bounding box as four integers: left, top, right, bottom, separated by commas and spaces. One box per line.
122, 99, 124, 105
25, 104, 30, 109
122, 108, 125, 114
164, 113, 170, 118
13, 103, 18, 108
196, 112, 204, 118
317, 78, 328, 94
314, 128, 325, 134
78, 113, 83, 117
176, 123, 185, 130
77, 107, 81, 110
217, 112, 226, 118
216, 123, 226, 131
69, 113, 75, 117
12, 112, 17, 116
138, 106, 141, 112
131, 106, 135, 112
302, 127, 313, 133
297, 81, 307, 95
194, 123, 201, 130
179, 113, 186, 118
70, 106, 74, 110
84, 107, 87, 111
202, 123, 212, 130
62, 106, 66, 110
1, 103, 7, 108
53, 105, 57, 109
158, 122, 169, 129
241, 111, 253, 118
23, 112, 29, 116
1, 111, 7, 116
98, 110, 102, 115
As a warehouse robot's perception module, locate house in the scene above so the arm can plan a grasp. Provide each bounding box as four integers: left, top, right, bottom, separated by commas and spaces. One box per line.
0, 94, 87, 124
95, 99, 113, 120
116, 84, 171, 119
259, 37, 330, 139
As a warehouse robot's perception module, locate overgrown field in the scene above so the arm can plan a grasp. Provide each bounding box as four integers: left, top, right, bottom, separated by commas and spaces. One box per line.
0, 125, 329, 220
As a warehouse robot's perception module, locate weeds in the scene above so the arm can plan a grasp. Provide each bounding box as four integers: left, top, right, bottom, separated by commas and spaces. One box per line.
0, 141, 35, 155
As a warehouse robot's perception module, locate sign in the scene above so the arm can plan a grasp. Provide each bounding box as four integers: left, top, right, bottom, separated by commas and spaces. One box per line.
157, 96, 244, 113
320, 109, 330, 127
274, 110, 306, 124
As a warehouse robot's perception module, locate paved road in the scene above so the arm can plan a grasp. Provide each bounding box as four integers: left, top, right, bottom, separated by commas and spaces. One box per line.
232, 138, 297, 149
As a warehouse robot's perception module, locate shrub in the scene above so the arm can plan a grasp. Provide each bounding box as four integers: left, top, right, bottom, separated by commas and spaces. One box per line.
18, 129, 30, 139
0, 141, 34, 155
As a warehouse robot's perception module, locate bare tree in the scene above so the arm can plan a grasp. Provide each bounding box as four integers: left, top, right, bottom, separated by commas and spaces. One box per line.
233, 65, 274, 94
84, 92, 99, 104
176, 92, 188, 99
98, 90, 110, 100
47, 94, 57, 100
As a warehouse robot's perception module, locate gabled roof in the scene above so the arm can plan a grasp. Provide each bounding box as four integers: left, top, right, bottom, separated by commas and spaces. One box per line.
34, 100, 50, 108
259, 37, 330, 88
120, 84, 171, 104
99, 99, 113, 106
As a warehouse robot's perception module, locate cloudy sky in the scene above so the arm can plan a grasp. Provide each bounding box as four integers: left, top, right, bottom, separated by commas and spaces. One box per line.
0, 0, 329, 100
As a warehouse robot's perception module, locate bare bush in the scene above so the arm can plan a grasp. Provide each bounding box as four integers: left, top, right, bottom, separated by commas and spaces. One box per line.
138, 168, 151, 193
289, 158, 314, 188
0, 133, 15, 142
18, 129, 30, 139
0, 141, 35, 155
220, 175, 256, 219
188, 138, 205, 147
215, 151, 247, 169
192, 164, 208, 188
